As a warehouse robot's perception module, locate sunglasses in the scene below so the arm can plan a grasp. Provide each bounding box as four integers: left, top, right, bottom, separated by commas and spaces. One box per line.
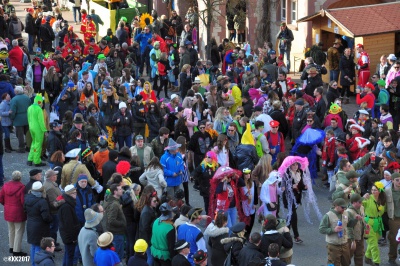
271, 126, 278, 128
237, 110, 243, 113
307, 120, 313, 122
199, 127, 205, 129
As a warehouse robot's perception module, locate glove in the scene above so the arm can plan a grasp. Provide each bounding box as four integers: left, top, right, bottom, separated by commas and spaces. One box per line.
92, 181, 104, 194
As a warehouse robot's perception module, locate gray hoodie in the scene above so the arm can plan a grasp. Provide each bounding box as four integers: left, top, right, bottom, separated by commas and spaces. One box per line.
139, 167, 167, 197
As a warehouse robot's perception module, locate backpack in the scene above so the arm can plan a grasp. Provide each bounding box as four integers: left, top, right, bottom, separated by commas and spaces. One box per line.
255, 134, 263, 158
167, 25, 175, 36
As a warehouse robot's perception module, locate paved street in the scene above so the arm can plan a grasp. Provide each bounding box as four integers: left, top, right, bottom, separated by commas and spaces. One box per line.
0, 0, 398, 265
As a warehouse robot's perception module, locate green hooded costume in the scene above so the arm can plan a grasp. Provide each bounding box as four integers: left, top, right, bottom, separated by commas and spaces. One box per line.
27, 94, 47, 164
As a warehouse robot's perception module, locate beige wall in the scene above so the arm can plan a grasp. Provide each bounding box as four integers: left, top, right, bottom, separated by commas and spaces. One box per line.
357, 34, 395, 75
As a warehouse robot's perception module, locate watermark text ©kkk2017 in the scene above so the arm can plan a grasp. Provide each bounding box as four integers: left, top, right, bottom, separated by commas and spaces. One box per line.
3, 256, 30, 263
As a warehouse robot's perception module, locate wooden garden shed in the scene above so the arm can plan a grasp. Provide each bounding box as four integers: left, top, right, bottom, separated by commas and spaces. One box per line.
297, 2, 400, 83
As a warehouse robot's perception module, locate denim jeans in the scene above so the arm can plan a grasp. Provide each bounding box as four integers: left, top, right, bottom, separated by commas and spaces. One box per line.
146, 248, 154, 266
73, 244, 81, 264
117, 135, 132, 151
28, 34, 34, 53
2, 126, 10, 139
63, 243, 76, 266
49, 214, 59, 244
72, 7, 81, 23
126, 223, 137, 258
279, 48, 291, 71
113, 234, 125, 261
330, 70, 339, 82
227, 207, 238, 229
30, 244, 40, 266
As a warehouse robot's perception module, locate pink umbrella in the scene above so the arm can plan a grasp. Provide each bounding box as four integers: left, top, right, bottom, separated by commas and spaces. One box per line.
278, 156, 309, 176
212, 166, 242, 180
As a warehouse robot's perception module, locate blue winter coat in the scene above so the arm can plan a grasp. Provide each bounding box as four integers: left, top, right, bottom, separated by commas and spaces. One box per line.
134, 32, 152, 54
0, 99, 12, 126
75, 184, 95, 225
0, 80, 15, 98
160, 151, 185, 187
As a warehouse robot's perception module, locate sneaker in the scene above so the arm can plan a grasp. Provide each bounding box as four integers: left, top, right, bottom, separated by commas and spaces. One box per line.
34, 162, 47, 167
379, 239, 387, 246
193, 184, 200, 191
27, 161, 32, 166
294, 237, 303, 244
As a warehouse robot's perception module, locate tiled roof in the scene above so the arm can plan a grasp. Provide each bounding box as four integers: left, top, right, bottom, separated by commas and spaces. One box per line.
298, 2, 400, 37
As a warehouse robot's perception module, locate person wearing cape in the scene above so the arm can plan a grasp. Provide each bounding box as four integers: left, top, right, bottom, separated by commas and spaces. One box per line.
278, 156, 322, 244
259, 170, 282, 218
291, 128, 325, 183
209, 166, 246, 228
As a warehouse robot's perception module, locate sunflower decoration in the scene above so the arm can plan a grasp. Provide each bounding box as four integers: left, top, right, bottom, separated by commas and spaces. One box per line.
139, 13, 153, 29
374, 181, 385, 193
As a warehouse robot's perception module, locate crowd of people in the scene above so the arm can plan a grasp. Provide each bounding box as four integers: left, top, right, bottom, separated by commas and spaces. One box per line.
0, 1, 400, 266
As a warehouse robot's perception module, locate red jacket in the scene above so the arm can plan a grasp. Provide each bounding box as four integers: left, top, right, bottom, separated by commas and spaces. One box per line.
322, 137, 336, 165
346, 133, 362, 162
152, 35, 168, 53
0, 181, 27, 222
9, 47, 25, 71
356, 93, 375, 109
286, 105, 295, 127
158, 61, 167, 76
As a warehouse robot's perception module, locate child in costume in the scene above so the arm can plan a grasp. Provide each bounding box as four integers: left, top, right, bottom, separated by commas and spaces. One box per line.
27, 94, 47, 166
259, 170, 281, 217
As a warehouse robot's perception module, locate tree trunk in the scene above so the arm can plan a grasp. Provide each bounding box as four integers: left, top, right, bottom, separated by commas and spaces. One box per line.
206, 14, 212, 59
256, 0, 271, 48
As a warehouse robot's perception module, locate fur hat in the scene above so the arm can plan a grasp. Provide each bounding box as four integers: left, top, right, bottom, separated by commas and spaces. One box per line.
350, 124, 365, 133
355, 137, 370, 148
